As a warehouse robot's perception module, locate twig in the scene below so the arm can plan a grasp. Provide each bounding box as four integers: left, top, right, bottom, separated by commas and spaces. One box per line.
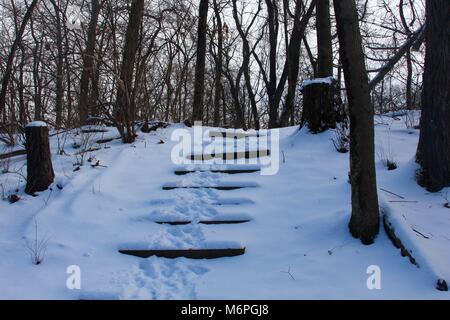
411, 227, 432, 239
380, 187, 405, 199
280, 267, 295, 280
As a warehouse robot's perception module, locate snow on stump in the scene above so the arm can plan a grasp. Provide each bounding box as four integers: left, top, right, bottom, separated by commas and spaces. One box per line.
301, 77, 340, 133
25, 122, 55, 195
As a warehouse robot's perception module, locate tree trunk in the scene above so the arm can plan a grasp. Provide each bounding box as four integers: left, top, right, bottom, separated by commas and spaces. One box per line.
192, 0, 209, 123
265, 0, 279, 128
25, 122, 55, 195
300, 0, 336, 133
301, 79, 338, 133
334, 0, 380, 245
78, 0, 101, 125
114, 0, 145, 144
231, 0, 261, 130
212, 0, 223, 127
50, 0, 64, 128
316, 0, 333, 78
416, 0, 450, 192
0, 0, 39, 119
278, 1, 316, 127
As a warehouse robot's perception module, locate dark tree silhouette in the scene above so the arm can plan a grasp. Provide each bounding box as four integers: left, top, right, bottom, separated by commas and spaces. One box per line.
192, 0, 209, 123
334, 0, 380, 244
416, 0, 450, 192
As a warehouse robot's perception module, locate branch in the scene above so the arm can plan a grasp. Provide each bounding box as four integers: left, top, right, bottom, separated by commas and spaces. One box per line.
369, 25, 425, 91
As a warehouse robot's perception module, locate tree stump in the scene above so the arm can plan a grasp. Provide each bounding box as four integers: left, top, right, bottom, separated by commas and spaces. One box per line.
25, 122, 55, 195
301, 77, 341, 133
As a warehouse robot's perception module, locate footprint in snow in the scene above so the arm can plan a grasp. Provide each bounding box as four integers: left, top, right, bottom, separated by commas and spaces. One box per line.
119, 257, 209, 300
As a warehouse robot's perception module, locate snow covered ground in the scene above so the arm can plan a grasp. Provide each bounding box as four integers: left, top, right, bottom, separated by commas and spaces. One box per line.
0, 115, 449, 300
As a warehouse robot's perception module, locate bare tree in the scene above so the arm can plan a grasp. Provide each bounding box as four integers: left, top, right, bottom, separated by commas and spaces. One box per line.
114, 0, 145, 143
192, 0, 209, 123
78, 0, 102, 125
0, 0, 39, 128
334, 0, 380, 244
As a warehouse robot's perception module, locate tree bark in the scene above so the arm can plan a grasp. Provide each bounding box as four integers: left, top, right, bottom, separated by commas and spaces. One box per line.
301, 80, 338, 133
316, 0, 333, 78
25, 123, 55, 195
192, 0, 209, 123
334, 0, 380, 244
416, 0, 450, 192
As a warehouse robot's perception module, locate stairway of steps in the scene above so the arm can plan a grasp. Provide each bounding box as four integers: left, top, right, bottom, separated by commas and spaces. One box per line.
119, 131, 271, 260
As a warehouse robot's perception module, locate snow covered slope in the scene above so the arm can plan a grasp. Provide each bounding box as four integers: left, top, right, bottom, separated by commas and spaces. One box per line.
0, 117, 449, 299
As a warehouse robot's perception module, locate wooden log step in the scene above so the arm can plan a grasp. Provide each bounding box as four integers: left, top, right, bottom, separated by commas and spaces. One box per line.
163, 185, 252, 191
212, 198, 255, 206
174, 169, 260, 175
81, 129, 109, 133
188, 150, 270, 161
119, 248, 246, 259
154, 219, 251, 225
208, 131, 265, 139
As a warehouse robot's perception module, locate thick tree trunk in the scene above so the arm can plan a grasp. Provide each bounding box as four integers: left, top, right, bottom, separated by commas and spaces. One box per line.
0, 0, 39, 119
301, 79, 338, 133
416, 0, 450, 192
25, 122, 55, 195
78, 0, 101, 125
192, 0, 209, 123
114, 0, 145, 144
334, 0, 380, 244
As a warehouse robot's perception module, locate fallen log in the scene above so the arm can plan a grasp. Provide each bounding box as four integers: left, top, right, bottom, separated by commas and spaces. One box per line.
0, 149, 26, 160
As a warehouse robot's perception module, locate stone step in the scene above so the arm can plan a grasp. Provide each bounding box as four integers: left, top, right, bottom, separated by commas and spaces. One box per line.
119, 248, 246, 259
174, 169, 260, 175
188, 150, 270, 161
154, 219, 251, 225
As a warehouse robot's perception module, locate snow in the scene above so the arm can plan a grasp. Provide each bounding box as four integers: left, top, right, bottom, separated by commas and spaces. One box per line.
0, 116, 449, 299
301, 76, 335, 89
26, 121, 48, 128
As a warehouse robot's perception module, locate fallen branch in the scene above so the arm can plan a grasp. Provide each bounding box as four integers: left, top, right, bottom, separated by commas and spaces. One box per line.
369, 25, 425, 91
389, 200, 419, 203
0, 149, 26, 160
380, 187, 405, 199
411, 227, 432, 239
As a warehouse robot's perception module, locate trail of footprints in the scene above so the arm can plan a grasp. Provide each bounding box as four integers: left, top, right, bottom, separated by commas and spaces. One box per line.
119, 130, 269, 260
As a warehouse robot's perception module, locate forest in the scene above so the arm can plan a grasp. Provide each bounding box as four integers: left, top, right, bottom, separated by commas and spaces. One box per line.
0, 0, 449, 301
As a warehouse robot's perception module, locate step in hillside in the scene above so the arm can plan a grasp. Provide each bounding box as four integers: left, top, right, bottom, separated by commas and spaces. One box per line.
208, 130, 266, 139
174, 168, 260, 175
119, 248, 246, 259
188, 150, 270, 161
162, 182, 258, 191
154, 219, 252, 225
